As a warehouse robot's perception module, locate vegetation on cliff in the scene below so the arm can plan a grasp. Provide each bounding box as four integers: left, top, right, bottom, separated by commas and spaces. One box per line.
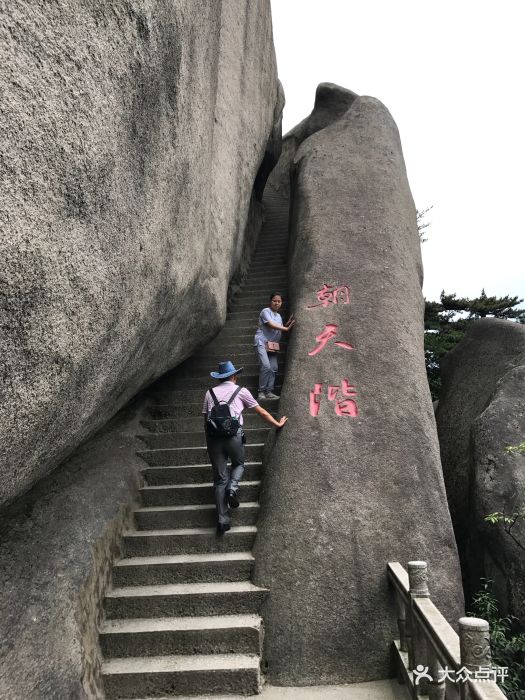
424, 291, 525, 399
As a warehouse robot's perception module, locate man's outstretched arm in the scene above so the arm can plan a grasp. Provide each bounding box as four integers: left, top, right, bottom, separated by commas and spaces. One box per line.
253, 404, 287, 428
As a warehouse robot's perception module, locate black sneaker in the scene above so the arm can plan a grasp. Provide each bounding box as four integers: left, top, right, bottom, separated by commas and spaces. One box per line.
227, 490, 240, 509
217, 523, 231, 536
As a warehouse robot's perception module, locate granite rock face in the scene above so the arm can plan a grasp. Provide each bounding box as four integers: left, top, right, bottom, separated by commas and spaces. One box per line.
253, 94, 464, 684
0, 397, 145, 699
436, 320, 525, 621
267, 82, 358, 196
0, 0, 281, 508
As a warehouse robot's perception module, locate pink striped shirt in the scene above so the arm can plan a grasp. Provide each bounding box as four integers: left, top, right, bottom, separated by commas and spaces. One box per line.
202, 381, 259, 426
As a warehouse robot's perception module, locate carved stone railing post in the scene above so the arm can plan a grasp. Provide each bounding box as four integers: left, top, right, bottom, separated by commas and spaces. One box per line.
409, 561, 430, 598
408, 561, 430, 696
459, 617, 492, 699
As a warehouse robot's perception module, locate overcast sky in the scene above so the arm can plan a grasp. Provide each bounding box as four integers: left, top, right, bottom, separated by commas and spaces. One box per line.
270, 0, 525, 305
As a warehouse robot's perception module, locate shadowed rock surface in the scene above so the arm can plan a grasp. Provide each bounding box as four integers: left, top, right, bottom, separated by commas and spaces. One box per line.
253, 94, 464, 684
0, 0, 281, 509
436, 319, 525, 622
267, 82, 358, 196
0, 397, 145, 698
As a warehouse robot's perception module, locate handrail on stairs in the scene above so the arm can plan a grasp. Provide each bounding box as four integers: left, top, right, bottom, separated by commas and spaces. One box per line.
387, 561, 508, 700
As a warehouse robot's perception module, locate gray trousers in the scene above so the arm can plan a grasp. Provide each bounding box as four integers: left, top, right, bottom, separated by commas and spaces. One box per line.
206, 430, 245, 526
255, 343, 278, 392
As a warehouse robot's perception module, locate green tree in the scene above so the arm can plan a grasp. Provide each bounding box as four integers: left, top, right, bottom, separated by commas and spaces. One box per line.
424, 291, 525, 400
416, 206, 433, 243
470, 580, 525, 699
485, 443, 525, 552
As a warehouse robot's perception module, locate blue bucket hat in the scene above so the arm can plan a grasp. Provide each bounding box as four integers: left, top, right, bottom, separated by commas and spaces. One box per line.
210, 360, 244, 380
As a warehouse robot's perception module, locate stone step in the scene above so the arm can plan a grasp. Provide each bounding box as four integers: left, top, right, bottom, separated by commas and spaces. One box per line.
134, 502, 259, 530
100, 614, 262, 659
245, 270, 287, 282
186, 348, 285, 362
147, 402, 278, 419
178, 354, 284, 371
139, 481, 261, 507
250, 256, 287, 265
230, 301, 289, 313
242, 280, 288, 291
190, 344, 286, 362
182, 364, 270, 379
222, 317, 283, 330
123, 526, 257, 557
146, 382, 280, 404
137, 444, 264, 467
105, 581, 268, 619
155, 373, 282, 390
138, 429, 269, 449
148, 382, 282, 403
213, 327, 284, 339
140, 414, 272, 433
145, 385, 244, 404
170, 679, 408, 700
254, 233, 288, 242
189, 352, 286, 373
254, 242, 288, 252
226, 310, 288, 321
158, 359, 265, 377
213, 329, 259, 341
101, 653, 261, 698
252, 252, 287, 261
235, 289, 288, 300
140, 463, 262, 486
241, 280, 288, 292
113, 551, 255, 587
250, 258, 287, 268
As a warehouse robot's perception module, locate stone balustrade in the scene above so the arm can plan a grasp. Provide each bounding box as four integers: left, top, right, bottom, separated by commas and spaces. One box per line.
388, 561, 507, 700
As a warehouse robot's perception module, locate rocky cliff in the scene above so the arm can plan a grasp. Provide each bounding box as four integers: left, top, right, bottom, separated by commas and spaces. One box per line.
436, 319, 525, 623
0, 0, 282, 509
254, 88, 464, 684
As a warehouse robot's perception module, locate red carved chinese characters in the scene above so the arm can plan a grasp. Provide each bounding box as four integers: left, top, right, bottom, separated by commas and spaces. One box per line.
328, 379, 358, 416
309, 383, 323, 417
308, 323, 354, 356
309, 380, 358, 418
306, 282, 359, 417
307, 284, 350, 309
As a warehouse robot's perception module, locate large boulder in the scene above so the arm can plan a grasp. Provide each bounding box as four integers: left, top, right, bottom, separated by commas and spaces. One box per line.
267, 82, 358, 196
0, 395, 147, 699
253, 94, 464, 684
0, 0, 281, 508
436, 319, 525, 621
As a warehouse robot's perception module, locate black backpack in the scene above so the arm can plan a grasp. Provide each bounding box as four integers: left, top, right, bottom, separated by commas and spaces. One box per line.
206, 386, 242, 438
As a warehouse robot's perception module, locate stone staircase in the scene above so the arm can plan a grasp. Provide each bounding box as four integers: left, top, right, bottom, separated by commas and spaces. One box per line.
100, 189, 290, 698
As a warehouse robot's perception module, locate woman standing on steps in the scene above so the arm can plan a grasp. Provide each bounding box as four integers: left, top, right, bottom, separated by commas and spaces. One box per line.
253, 292, 295, 401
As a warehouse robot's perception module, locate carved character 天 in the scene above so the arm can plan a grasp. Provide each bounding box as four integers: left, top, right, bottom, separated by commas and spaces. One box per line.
308, 323, 354, 357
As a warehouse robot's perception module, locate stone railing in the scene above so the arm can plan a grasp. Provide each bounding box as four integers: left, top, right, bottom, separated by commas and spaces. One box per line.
388, 561, 507, 699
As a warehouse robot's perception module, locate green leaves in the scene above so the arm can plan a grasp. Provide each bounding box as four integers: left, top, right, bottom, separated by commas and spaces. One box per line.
505, 442, 525, 455
424, 291, 525, 399
470, 579, 525, 698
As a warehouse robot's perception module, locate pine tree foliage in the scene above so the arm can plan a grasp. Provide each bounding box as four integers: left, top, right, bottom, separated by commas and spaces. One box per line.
416, 206, 432, 242
424, 291, 525, 400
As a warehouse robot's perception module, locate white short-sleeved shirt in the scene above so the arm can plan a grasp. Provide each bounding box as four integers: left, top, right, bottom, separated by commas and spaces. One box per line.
254, 308, 283, 346
202, 381, 259, 426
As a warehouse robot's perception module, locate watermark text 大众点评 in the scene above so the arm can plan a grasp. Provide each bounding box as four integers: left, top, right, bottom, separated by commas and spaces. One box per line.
413, 664, 508, 684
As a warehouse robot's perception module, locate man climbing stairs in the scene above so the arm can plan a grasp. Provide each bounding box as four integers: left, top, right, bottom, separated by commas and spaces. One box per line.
99, 189, 290, 698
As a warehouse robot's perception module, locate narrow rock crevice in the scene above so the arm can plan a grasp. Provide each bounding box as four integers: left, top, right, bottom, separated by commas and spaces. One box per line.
97, 188, 291, 698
